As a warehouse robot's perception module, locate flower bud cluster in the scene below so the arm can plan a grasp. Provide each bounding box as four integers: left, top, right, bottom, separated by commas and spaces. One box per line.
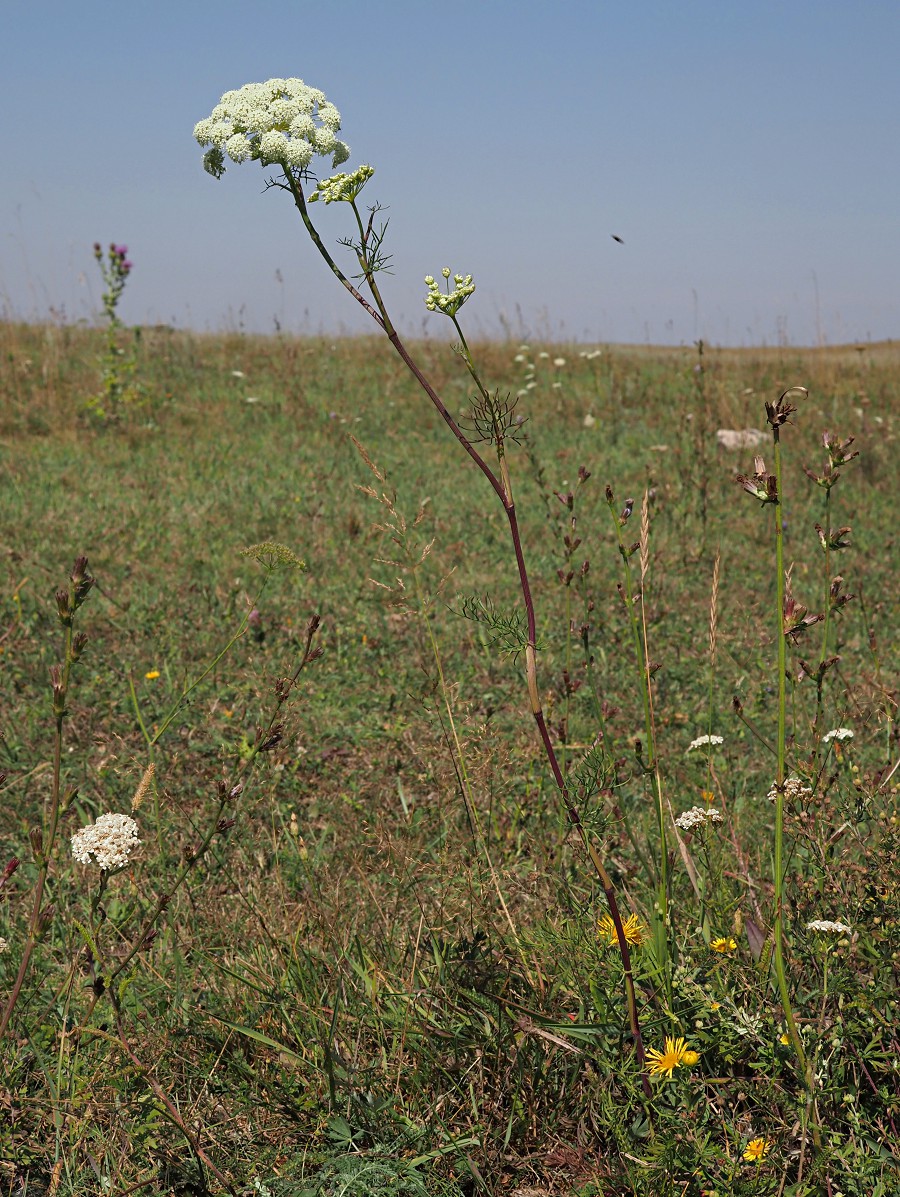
423, 269, 475, 317
194, 79, 350, 177
308, 164, 375, 205
71, 812, 141, 871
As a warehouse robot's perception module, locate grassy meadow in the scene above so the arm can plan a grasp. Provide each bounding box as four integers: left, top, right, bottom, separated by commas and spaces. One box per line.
0, 321, 898, 1195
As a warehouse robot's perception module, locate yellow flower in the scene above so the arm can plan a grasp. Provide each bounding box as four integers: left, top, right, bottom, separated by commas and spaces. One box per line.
597, 912, 647, 947
709, 1001, 721, 1011
144, 670, 160, 680
779, 1033, 790, 1045
743, 1138, 771, 1163
710, 937, 737, 953
645, 1036, 699, 1079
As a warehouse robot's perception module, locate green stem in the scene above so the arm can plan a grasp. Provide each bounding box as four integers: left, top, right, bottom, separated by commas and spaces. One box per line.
606, 496, 669, 997
771, 430, 819, 1145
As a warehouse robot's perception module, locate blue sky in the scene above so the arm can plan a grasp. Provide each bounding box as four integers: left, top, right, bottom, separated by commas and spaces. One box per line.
2, 0, 898, 346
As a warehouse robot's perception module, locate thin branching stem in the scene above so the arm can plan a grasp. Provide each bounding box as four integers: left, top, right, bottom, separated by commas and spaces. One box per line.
280, 167, 650, 1090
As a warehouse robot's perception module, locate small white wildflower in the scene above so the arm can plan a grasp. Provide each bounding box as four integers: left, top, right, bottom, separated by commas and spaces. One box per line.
0, 937, 8, 954
513, 354, 525, 363
767, 776, 813, 804
71, 813, 140, 871
675, 806, 723, 831
231, 370, 245, 378
583, 413, 596, 427
823, 727, 854, 743
687, 734, 724, 752
806, 919, 853, 935
553, 357, 566, 367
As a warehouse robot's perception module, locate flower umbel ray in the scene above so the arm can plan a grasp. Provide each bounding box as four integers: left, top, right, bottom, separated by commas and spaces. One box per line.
645, 1036, 699, 1079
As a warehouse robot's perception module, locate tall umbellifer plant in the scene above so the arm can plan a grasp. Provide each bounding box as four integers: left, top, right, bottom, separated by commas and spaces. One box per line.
193, 77, 651, 1091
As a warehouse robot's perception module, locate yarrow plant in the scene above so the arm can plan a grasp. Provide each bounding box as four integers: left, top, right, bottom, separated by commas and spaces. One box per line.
687, 734, 724, 752
766, 776, 813, 804
71, 812, 141, 872
806, 919, 853, 935
822, 727, 853, 743
674, 805, 722, 831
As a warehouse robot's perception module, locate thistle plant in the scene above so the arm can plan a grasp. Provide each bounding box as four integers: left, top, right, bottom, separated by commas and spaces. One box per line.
89, 241, 141, 419
194, 77, 651, 1088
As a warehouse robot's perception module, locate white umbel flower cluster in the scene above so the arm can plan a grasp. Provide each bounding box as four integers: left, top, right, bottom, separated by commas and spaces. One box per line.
687, 734, 724, 752
424, 269, 476, 317
823, 727, 854, 743
674, 806, 723, 831
767, 776, 814, 804
806, 919, 852, 935
71, 813, 141, 871
194, 79, 350, 178
0, 937, 8, 954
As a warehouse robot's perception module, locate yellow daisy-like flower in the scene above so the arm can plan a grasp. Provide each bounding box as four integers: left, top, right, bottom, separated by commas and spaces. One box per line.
779, 1033, 790, 1046
597, 912, 647, 947
743, 1138, 771, 1163
710, 936, 737, 953
645, 1036, 699, 1079
144, 670, 160, 680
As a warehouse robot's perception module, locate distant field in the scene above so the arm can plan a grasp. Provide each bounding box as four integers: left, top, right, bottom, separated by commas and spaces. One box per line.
0, 323, 897, 1195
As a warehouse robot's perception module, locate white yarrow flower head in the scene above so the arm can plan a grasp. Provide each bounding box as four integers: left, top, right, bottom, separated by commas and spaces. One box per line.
675, 806, 723, 831
0, 936, 8, 954
424, 270, 475, 318
767, 776, 814, 804
194, 78, 351, 178
823, 727, 854, 743
688, 734, 724, 752
806, 919, 852, 935
71, 813, 141, 872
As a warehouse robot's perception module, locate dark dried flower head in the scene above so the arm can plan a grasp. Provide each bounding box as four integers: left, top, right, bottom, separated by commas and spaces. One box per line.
70, 556, 94, 608
736, 455, 777, 503
766, 385, 807, 430
822, 430, 859, 469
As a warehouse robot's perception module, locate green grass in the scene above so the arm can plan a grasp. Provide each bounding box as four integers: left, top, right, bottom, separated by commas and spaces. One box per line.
0, 322, 898, 1195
